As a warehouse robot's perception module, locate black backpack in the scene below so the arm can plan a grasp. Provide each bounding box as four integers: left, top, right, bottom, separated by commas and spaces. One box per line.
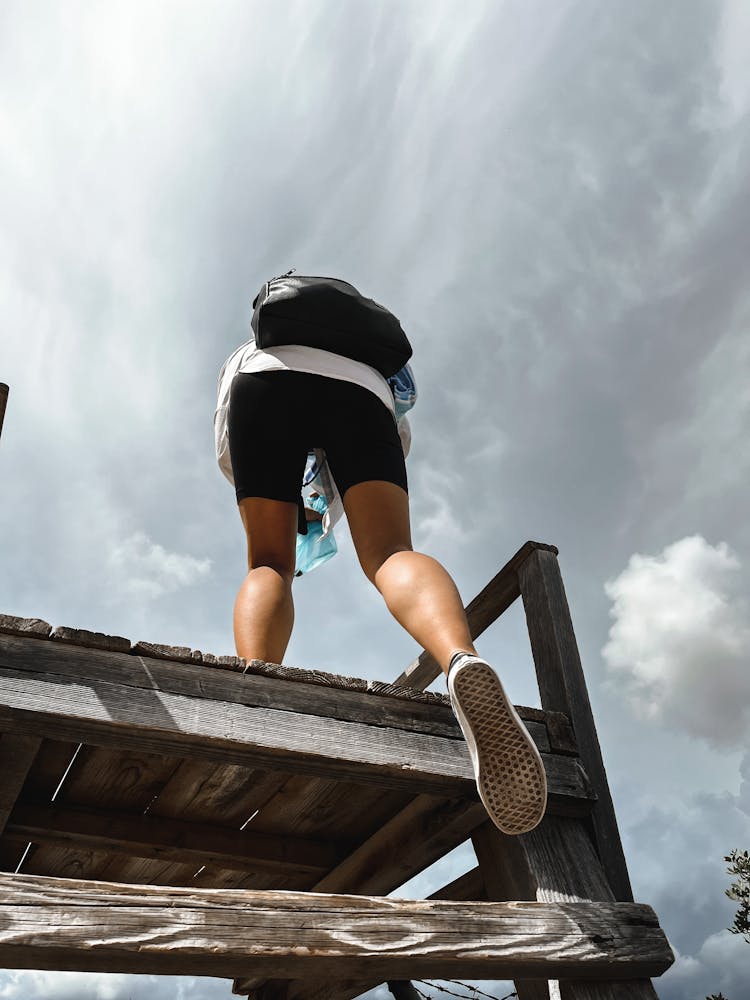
251, 271, 412, 379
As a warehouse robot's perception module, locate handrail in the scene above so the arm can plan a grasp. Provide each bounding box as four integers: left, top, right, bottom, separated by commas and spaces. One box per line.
393, 540, 558, 691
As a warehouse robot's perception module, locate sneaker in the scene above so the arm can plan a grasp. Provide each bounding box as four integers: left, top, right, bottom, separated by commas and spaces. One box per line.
447, 652, 548, 835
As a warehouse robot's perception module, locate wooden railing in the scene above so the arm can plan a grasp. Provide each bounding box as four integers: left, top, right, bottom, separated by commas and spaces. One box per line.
396, 539, 632, 904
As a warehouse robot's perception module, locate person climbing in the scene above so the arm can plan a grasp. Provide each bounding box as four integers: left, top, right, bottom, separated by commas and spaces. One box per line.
214, 272, 547, 836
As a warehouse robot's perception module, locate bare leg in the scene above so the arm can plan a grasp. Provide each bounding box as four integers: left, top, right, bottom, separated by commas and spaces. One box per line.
233, 497, 297, 662
343, 481, 477, 675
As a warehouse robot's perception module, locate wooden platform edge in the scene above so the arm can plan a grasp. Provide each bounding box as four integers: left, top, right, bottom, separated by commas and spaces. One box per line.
0, 873, 674, 981
0, 638, 592, 803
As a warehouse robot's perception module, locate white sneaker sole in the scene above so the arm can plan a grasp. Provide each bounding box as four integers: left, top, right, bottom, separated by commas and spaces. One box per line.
450, 659, 548, 835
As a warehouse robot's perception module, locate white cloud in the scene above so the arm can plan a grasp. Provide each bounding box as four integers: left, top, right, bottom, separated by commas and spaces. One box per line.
602, 536, 750, 749
107, 531, 211, 601
0, 971, 231, 1000
665, 929, 750, 1000
622, 787, 750, 1000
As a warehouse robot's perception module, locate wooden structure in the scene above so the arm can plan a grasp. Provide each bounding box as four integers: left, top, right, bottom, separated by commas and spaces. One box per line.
0, 541, 674, 997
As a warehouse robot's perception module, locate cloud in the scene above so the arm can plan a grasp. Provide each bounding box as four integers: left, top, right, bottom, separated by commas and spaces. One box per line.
623, 786, 750, 999
0, 972, 231, 1000
107, 530, 211, 601
602, 536, 750, 749
2, 2, 750, 994
662, 928, 750, 1000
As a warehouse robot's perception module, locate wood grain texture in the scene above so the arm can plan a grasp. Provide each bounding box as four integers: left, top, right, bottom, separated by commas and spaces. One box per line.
517, 550, 632, 903
50, 628, 131, 654
249, 867, 491, 1000
0, 660, 480, 797
0, 632, 559, 740
312, 797, 488, 897
0, 738, 80, 874
0, 734, 41, 835
5, 803, 345, 877
0, 615, 51, 639
472, 818, 668, 1000
0, 872, 674, 980
232, 795, 488, 996
0, 643, 592, 803
394, 540, 559, 690
17, 743, 183, 884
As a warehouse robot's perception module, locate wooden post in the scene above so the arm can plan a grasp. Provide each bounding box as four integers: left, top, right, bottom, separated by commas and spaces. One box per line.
387, 982, 423, 1000
0, 384, 8, 444
517, 548, 632, 903
472, 818, 664, 1000
0, 735, 42, 836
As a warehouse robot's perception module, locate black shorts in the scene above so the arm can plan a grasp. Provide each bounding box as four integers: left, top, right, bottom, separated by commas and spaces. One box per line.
227, 370, 408, 505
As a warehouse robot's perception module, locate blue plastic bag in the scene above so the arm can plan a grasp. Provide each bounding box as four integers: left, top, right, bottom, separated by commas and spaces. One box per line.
387, 363, 417, 419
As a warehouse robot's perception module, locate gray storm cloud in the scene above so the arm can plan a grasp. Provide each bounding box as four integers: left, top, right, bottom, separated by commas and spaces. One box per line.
2, 1, 750, 998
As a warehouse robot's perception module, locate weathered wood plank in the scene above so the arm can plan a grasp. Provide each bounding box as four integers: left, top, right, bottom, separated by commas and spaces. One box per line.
251, 868, 491, 1000
78, 758, 293, 890
0, 738, 80, 874
0, 873, 674, 980
227, 763, 593, 998
0, 632, 553, 741
0, 734, 41, 835
0, 663, 471, 797
517, 550, 632, 902
313, 797, 487, 897
233, 796, 488, 996
0, 658, 592, 804
4, 803, 345, 877
0, 615, 51, 639
394, 540, 558, 690
17, 743, 184, 884
118, 762, 296, 890
472, 817, 667, 1000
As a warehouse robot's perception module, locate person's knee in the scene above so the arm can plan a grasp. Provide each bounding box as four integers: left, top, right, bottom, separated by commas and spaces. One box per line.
360, 544, 413, 586
247, 559, 295, 587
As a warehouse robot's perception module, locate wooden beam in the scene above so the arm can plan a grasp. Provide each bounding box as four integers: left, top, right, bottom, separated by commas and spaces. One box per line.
0, 633, 460, 739
517, 549, 632, 902
428, 864, 486, 901
0, 733, 41, 835
246, 867, 490, 1000
472, 817, 668, 1000
387, 982, 422, 1000
0, 872, 674, 980
0, 638, 593, 804
234, 796, 489, 997
312, 797, 487, 897
0, 631, 568, 746
394, 541, 558, 690
4, 803, 344, 877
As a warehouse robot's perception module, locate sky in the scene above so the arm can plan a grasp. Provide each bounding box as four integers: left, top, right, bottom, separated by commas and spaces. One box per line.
1, 1, 749, 998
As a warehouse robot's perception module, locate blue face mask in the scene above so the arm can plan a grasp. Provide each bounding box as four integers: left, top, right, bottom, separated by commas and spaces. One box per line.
295, 493, 338, 576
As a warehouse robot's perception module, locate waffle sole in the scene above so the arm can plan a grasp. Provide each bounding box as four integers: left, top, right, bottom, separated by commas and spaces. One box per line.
452, 661, 548, 835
